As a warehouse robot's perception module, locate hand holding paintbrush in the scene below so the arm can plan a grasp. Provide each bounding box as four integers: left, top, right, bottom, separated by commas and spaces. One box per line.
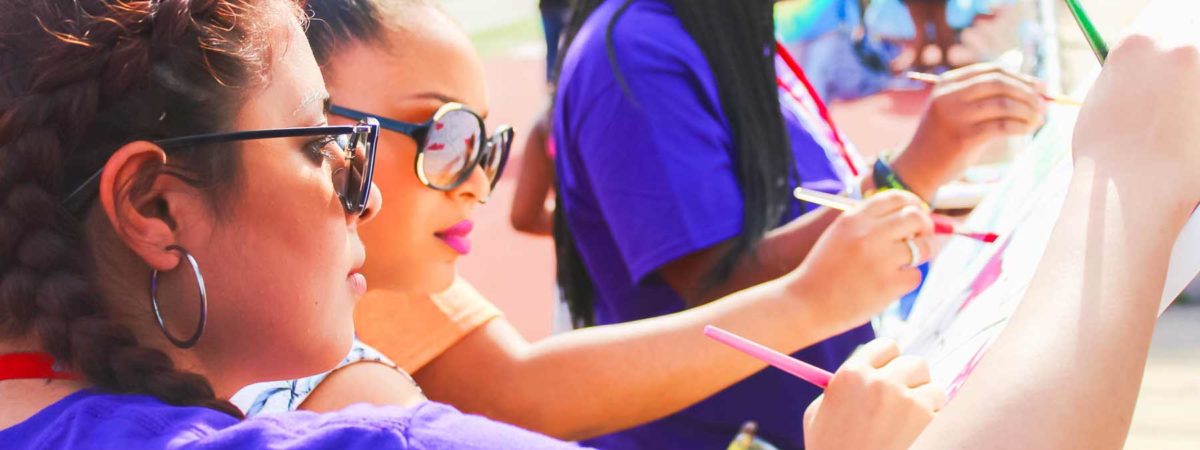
1071, 0, 1200, 203
888, 63, 1046, 201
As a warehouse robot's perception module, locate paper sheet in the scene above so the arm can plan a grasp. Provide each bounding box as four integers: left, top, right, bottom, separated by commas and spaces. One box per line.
894, 72, 1200, 390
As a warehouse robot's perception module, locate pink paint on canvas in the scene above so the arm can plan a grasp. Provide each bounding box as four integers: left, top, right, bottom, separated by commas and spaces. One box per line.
946, 342, 991, 401
958, 239, 1012, 313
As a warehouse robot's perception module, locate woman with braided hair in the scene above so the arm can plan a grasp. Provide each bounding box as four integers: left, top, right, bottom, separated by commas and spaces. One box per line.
2, 0, 1199, 449
0, 0, 576, 447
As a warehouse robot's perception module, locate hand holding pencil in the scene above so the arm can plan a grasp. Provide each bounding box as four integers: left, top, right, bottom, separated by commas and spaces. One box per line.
703, 326, 944, 450
803, 339, 945, 450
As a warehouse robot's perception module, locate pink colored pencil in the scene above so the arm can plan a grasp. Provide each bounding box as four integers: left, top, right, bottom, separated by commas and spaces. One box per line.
703, 325, 832, 388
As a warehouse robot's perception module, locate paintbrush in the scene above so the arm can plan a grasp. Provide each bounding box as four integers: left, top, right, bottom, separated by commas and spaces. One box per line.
906, 72, 1084, 107
1063, 0, 1108, 64
794, 187, 999, 244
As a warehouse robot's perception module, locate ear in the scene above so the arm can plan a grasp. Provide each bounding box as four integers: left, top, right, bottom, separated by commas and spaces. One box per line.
97, 141, 209, 272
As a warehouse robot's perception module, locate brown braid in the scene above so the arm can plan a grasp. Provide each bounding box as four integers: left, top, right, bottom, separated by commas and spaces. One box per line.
0, 0, 302, 417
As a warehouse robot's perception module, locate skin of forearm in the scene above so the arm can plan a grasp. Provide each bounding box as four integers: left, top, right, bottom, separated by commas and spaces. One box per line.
417, 275, 843, 441
890, 133, 953, 202
678, 171, 891, 307
672, 206, 840, 308
911, 160, 1193, 450
511, 202, 554, 236
510, 122, 555, 236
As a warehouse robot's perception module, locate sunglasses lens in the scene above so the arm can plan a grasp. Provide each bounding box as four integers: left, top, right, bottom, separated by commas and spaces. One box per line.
481, 127, 513, 188
330, 128, 374, 214
422, 109, 482, 189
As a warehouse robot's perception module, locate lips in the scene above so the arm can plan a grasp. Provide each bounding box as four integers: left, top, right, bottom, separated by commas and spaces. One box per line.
435, 220, 473, 255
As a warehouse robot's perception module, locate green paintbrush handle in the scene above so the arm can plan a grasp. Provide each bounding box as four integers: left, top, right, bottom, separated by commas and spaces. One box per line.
1064, 0, 1109, 64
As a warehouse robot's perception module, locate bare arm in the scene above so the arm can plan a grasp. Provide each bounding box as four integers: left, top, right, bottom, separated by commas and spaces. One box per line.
912, 15, 1200, 448
414, 192, 934, 440
303, 191, 934, 440
414, 278, 837, 440
798, 155, 1183, 450
662, 64, 1042, 307
651, 64, 1046, 307
910, 162, 1185, 449
510, 111, 555, 236
658, 206, 840, 307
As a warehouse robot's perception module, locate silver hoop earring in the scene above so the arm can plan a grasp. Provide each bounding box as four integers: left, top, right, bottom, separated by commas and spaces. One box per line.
149, 245, 207, 349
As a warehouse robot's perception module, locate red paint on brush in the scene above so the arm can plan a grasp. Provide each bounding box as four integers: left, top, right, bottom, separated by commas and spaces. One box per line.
933, 216, 999, 243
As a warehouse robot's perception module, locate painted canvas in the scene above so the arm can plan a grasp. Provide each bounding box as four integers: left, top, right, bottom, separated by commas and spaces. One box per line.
896, 75, 1200, 392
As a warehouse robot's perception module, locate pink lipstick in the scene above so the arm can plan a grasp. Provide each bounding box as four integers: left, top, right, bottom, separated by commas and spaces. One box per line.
435, 220, 473, 255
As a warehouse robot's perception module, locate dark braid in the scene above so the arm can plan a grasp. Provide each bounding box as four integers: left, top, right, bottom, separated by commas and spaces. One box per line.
543, 0, 610, 328
668, 0, 793, 287
0, 0, 301, 417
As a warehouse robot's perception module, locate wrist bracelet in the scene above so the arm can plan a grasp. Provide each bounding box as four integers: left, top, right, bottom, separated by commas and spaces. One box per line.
872, 157, 911, 193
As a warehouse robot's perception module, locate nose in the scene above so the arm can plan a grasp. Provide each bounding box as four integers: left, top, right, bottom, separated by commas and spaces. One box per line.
450, 162, 491, 204
354, 182, 383, 224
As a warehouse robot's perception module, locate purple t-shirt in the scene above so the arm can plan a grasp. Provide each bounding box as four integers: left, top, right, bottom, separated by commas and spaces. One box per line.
553, 0, 873, 448
1, 389, 584, 449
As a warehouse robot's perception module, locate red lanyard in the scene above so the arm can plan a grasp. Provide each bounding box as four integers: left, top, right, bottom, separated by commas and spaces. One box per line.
0, 352, 78, 381
774, 41, 859, 177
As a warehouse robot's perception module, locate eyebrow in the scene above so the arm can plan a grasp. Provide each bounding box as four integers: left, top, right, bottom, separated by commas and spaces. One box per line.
412, 92, 489, 119
294, 91, 331, 118
413, 91, 461, 104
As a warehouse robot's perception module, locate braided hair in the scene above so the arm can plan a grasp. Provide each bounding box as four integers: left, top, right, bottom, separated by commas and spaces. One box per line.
0, 0, 301, 417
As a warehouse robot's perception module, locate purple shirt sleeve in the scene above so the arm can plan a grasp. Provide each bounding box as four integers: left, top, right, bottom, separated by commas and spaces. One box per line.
563, 16, 744, 283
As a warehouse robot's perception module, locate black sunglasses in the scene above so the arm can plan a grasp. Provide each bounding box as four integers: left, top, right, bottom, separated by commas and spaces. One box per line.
61, 119, 380, 216
330, 103, 513, 194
